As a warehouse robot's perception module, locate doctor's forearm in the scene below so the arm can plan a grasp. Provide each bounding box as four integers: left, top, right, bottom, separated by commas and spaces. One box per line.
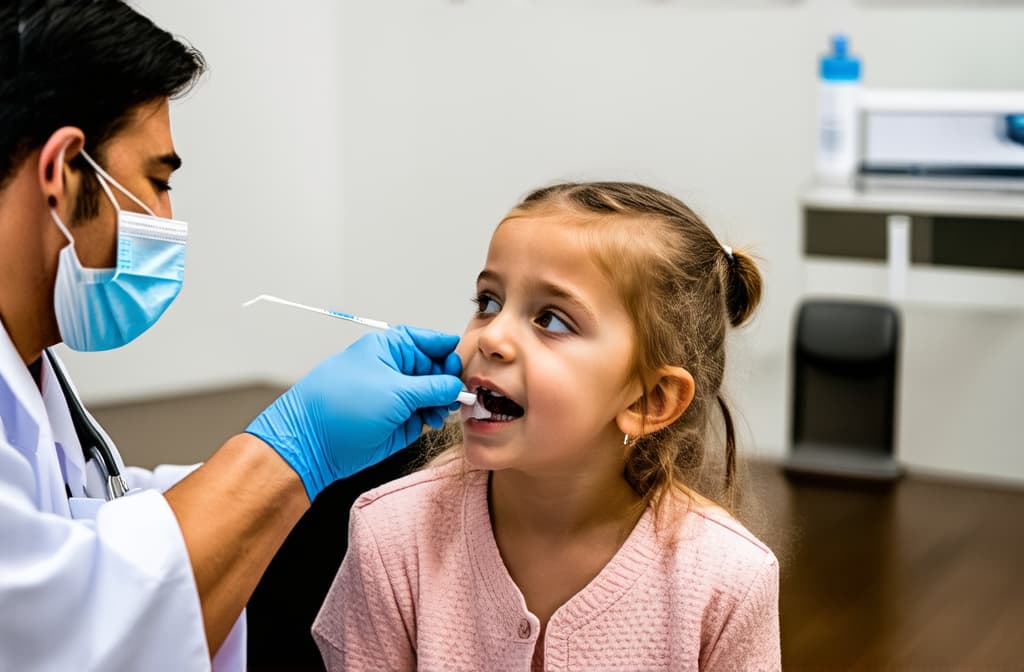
164, 434, 310, 656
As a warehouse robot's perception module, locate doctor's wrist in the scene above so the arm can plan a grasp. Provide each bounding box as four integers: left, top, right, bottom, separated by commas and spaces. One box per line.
230, 433, 312, 508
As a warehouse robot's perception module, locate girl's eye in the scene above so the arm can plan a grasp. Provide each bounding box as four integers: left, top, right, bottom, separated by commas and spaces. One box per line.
473, 294, 501, 315
150, 178, 172, 193
535, 310, 572, 334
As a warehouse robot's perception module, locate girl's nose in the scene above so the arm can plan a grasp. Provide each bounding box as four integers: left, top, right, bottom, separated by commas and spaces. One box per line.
477, 312, 517, 362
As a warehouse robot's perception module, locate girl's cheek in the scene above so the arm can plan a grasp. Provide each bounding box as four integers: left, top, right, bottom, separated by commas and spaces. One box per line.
455, 332, 474, 368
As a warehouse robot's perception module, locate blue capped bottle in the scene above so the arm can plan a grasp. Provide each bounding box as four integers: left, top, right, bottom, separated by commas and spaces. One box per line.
816, 34, 862, 184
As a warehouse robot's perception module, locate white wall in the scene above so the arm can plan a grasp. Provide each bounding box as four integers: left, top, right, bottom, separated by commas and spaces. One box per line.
58, 0, 351, 401
65, 0, 1024, 482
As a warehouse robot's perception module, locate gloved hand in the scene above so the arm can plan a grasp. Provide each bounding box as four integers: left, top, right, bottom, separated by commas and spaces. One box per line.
246, 326, 464, 501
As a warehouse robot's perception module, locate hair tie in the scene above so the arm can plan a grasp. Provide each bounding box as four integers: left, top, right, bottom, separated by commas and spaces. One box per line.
722, 245, 735, 263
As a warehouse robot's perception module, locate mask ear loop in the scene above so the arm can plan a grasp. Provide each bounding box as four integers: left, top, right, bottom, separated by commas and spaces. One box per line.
79, 150, 157, 217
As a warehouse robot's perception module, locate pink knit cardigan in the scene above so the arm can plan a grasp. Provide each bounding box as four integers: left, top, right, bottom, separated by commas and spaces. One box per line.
313, 462, 780, 671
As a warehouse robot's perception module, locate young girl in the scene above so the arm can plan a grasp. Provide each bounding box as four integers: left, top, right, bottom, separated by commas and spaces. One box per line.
312, 182, 780, 671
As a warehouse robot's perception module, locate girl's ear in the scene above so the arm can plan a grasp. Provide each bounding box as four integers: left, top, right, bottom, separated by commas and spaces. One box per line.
616, 366, 695, 438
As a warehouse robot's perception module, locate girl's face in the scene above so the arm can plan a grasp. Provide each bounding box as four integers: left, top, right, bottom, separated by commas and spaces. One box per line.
456, 212, 643, 476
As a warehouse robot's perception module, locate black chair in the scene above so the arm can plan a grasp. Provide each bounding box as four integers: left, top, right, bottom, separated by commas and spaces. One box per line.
784, 299, 903, 482
246, 444, 424, 671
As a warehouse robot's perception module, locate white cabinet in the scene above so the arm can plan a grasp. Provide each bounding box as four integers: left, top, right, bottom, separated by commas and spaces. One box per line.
801, 185, 1024, 310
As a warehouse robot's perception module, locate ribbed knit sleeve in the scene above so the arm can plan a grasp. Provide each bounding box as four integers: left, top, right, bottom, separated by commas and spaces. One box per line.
312, 506, 416, 671
701, 551, 781, 671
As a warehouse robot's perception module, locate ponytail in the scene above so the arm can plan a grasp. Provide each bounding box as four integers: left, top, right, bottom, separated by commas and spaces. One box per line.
721, 247, 763, 328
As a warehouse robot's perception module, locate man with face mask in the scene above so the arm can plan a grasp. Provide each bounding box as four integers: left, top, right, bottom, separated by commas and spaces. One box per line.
0, 2, 465, 669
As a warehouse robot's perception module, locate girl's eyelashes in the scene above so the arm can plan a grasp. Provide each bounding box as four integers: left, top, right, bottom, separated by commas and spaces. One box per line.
472, 293, 501, 316
535, 309, 574, 335
472, 292, 576, 334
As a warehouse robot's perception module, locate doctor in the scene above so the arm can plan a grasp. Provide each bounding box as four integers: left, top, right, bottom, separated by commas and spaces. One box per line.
0, 2, 465, 670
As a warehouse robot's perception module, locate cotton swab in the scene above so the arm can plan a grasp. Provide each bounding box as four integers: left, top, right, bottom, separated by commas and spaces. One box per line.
242, 294, 390, 330
242, 293, 476, 406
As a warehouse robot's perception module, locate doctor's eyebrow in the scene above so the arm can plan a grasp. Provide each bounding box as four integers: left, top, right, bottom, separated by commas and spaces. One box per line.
149, 152, 182, 172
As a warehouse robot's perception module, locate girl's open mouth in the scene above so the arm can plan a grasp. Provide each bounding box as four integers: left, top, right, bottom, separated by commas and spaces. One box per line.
465, 386, 525, 423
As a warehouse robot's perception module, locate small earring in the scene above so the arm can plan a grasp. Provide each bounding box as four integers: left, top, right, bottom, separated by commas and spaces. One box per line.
623, 433, 630, 446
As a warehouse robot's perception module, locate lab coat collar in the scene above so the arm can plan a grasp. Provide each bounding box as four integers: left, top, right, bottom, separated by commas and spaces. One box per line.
0, 321, 99, 498
0, 320, 73, 513
0, 319, 49, 456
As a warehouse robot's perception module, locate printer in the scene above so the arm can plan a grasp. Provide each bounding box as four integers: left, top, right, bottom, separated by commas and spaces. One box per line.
856, 89, 1024, 191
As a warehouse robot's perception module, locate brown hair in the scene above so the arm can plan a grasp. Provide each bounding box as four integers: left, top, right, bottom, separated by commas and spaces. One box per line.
423, 181, 762, 516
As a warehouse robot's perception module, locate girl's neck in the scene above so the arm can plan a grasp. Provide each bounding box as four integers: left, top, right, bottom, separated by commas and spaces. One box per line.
489, 465, 642, 540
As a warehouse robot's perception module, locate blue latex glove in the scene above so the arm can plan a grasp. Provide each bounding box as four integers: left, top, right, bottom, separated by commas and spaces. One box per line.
246, 326, 464, 501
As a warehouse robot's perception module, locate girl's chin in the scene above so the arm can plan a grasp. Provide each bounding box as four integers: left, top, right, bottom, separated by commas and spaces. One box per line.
463, 440, 518, 471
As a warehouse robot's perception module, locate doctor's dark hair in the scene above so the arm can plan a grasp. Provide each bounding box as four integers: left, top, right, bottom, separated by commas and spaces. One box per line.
0, 0, 205, 197
423, 182, 762, 518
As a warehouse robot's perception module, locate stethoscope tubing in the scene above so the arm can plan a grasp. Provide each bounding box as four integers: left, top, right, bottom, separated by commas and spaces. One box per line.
44, 349, 128, 500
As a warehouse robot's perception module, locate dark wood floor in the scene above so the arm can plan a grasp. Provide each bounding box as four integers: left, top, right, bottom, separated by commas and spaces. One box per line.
746, 463, 1024, 672
91, 386, 1024, 671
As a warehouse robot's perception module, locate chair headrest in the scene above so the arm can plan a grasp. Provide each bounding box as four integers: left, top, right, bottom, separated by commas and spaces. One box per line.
796, 300, 900, 363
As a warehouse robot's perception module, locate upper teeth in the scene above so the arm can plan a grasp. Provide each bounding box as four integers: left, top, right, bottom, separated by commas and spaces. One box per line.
481, 387, 504, 398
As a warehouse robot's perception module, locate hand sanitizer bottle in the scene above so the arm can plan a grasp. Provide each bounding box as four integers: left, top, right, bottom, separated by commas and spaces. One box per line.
816, 34, 862, 185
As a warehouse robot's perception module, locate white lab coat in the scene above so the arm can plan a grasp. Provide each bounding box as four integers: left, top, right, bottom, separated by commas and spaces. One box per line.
0, 323, 245, 671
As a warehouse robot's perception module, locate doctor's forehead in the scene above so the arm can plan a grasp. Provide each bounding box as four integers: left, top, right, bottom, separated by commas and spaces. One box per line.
101, 98, 179, 170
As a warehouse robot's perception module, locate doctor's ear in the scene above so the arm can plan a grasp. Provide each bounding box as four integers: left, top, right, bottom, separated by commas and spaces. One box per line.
616, 365, 695, 438
38, 128, 86, 207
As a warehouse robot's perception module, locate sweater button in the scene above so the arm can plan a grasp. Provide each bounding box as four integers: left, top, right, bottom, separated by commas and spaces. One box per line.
517, 618, 531, 639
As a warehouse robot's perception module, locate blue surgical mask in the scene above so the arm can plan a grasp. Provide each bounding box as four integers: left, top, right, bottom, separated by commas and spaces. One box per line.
50, 150, 188, 352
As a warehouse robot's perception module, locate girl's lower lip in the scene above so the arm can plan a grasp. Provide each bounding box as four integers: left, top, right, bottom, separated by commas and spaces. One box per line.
462, 417, 519, 433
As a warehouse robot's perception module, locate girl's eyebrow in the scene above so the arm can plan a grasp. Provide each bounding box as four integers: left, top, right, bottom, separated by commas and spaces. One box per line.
476, 269, 500, 286
477, 270, 596, 323
535, 280, 596, 323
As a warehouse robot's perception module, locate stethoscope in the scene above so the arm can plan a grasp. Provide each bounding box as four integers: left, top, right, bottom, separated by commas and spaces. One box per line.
44, 349, 129, 500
